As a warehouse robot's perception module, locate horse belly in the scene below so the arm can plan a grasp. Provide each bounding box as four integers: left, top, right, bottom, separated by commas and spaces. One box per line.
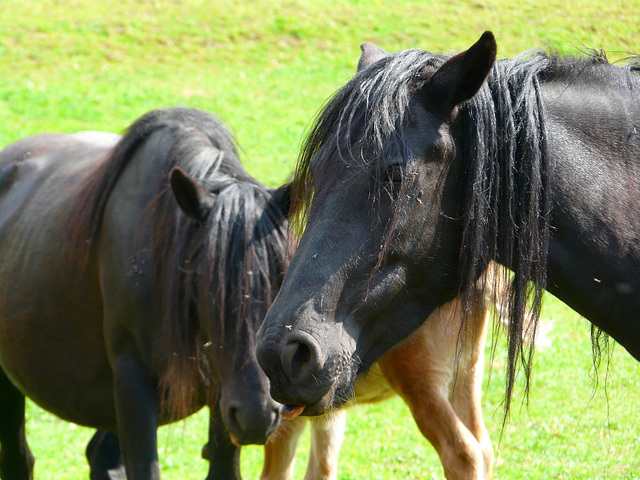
0, 281, 118, 430
0, 210, 118, 429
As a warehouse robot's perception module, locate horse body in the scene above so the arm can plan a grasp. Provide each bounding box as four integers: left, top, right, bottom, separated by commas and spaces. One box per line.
0, 108, 290, 479
256, 31, 640, 429
0, 133, 116, 427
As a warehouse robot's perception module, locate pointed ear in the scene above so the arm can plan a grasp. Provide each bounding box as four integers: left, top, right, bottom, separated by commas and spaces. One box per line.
420, 31, 497, 117
169, 166, 216, 224
357, 43, 389, 72
270, 182, 292, 219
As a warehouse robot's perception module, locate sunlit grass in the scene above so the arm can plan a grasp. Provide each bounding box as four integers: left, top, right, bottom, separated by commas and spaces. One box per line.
3, 1, 640, 478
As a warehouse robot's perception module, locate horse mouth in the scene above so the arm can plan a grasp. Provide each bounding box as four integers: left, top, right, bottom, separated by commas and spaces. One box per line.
279, 399, 327, 417
278, 401, 335, 418
278, 375, 354, 418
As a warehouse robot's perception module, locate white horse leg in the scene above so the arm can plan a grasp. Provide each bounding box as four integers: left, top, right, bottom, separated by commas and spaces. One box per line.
260, 417, 307, 480
304, 409, 347, 480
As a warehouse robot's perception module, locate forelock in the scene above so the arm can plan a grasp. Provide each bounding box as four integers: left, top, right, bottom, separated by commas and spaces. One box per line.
318, 49, 447, 169
290, 49, 448, 229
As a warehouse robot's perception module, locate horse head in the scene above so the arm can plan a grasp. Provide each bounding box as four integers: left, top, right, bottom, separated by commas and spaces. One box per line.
256, 33, 497, 416
168, 155, 291, 444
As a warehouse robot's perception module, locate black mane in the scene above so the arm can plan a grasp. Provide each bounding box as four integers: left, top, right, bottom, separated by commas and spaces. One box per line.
292, 48, 640, 415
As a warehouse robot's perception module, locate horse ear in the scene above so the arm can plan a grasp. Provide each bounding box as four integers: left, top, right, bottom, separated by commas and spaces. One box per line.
420, 31, 497, 117
270, 182, 292, 219
169, 166, 215, 224
357, 43, 389, 72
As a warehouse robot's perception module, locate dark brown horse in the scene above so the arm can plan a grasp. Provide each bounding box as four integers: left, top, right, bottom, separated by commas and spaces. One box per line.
0, 107, 290, 479
256, 31, 640, 425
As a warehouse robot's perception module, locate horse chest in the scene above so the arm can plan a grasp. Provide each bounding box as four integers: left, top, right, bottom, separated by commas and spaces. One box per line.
351, 363, 396, 404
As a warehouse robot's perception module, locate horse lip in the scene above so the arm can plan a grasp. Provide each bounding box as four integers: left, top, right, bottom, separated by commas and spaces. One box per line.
280, 388, 345, 417
228, 406, 282, 445
280, 404, 306, 419
279, 402, 330, 418
299, 402, 328, 416
229, 434, 242, 447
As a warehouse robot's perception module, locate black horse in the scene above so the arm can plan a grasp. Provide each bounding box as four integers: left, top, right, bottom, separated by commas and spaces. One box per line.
0, 107, 290, 479
256, 32, 640, 419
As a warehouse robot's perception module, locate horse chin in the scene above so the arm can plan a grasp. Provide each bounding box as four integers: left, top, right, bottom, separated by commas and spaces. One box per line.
282, 365, 358, 417
226, 414, 281, 446
219, 384, 282, 445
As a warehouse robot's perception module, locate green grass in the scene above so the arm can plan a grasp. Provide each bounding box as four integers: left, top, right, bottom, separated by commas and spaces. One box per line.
2, 0, 640, 478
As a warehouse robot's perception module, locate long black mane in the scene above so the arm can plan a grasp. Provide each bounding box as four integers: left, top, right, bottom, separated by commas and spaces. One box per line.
69, 108, 289, 416
292, 49, 640, 414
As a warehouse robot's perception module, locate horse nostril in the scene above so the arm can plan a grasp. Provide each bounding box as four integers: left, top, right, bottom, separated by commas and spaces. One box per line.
291, 341, 310, 372
280, 332, 323, 383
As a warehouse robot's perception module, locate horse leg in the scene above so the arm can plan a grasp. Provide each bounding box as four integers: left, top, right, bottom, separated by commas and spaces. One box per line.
111, 350, 161, 480
379, 304, 487, 480
260, 417, 307, 480
0, 367, 34, 480
450, 300, 493, 480
202, 404, 241, 480
86, 430, 126, 480
303, 410, 347, 480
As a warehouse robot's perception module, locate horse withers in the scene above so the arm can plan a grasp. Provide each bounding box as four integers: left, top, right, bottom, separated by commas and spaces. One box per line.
256, 31, 640, 429
0, 108, 290, 479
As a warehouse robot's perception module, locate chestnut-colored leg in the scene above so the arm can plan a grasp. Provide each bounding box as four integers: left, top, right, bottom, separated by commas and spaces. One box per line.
450, 299, 493, 479
379, 299, 492, 480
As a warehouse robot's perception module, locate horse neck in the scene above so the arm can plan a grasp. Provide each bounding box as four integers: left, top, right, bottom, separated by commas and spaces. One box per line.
539, 74, 640, 358
542, 73, 640, 162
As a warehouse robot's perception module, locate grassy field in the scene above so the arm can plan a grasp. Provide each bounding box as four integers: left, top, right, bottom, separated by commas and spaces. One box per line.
1, 0, 640, 478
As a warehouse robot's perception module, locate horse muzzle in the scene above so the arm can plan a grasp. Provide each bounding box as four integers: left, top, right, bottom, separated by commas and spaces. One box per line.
256, 318, 357, 416
222, 396, 281, 445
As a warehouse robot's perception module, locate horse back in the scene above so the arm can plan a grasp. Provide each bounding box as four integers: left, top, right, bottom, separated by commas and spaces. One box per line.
0, 133, 118, 235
